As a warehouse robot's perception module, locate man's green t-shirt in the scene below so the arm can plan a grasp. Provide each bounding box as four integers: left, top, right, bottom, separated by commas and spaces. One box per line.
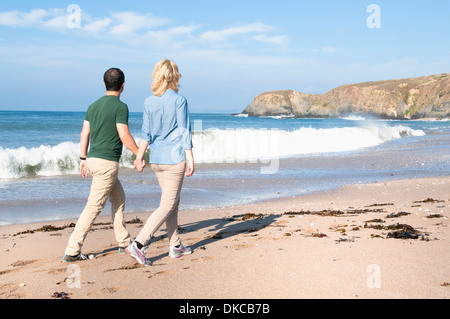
85, 95, 129, 162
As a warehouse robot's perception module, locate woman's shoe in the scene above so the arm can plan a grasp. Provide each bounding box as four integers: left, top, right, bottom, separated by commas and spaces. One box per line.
169, 243, 192, 258
126, 242, 151, 266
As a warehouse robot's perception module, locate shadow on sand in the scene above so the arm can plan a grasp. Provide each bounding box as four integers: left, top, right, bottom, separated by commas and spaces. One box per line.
148, 213, 281, 263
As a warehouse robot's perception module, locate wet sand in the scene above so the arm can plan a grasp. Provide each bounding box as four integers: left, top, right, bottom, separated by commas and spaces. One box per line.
0, 175, 449, 300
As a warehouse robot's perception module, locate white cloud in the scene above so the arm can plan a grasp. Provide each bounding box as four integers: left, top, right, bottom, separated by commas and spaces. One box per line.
321, 46, 337, 53
146, 25, 199, 38
253, 34, 289, 46
0, 8, 71, 29
83, 18, 112, 33
109, 12, 169, 36
0, 9, 48, 27
0, 7, 295, 75
145, 25, 199, 46
200, 22, 275, 42
42, 13, 67, 28
0, 8, 289, 53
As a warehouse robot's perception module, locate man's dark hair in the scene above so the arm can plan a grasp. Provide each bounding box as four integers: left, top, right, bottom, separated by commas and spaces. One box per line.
104, 68, 125, 91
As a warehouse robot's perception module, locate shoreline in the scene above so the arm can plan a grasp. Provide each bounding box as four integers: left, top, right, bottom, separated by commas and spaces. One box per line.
0, 175, 449, 299
2, 170, 448, 228
2, 154, 449, 227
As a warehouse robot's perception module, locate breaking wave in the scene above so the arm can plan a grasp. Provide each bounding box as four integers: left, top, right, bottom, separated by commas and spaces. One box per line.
0, 124, 425, 179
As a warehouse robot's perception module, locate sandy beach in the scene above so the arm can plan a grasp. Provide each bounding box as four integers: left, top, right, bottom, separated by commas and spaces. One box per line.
0, 175, 449, 300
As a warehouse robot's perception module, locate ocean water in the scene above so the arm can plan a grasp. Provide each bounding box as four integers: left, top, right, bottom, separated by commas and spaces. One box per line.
0, 110, 449, 225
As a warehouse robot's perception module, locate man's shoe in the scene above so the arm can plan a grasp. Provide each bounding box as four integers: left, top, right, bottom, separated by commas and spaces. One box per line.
62, 253, 94, 262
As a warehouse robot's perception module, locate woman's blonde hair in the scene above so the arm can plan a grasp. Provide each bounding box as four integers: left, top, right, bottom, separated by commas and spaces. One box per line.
151, 59, 181, 96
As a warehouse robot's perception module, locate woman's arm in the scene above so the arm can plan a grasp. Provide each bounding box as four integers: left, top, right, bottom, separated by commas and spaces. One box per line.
175, 97, 194, 176
134, 105, 152, 172
184, 149, 195, 177
175, 97, 193, 151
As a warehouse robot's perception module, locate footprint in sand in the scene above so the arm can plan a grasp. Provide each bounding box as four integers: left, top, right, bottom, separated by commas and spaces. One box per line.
88, 286, 122, 296
0, 283, 29, 299
148, 270, 173, 278
0, 260, 39, 275
9, 260, 38, 267
0, 269, 16, 275
104, 262, 141, 272
47, 266, 67, 275
191, 256, 218, 262
231, 243, 254, 250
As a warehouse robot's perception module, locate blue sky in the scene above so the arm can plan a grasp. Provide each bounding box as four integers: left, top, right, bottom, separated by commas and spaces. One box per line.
0, 0, 449, 113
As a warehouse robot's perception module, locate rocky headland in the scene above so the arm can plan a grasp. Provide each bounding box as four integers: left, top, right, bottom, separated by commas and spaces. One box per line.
241, 73, 450, 119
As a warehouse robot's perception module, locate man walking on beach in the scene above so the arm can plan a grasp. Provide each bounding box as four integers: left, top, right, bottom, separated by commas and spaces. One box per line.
63, 68, 139, 262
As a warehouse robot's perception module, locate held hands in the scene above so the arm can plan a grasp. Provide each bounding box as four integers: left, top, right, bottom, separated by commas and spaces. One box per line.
133, 158, 146, 172
134, 140, 148, 173
132, 148, 194, 176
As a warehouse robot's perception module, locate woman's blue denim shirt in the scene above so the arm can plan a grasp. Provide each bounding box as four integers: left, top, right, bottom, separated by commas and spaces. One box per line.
142, 89, 193, 164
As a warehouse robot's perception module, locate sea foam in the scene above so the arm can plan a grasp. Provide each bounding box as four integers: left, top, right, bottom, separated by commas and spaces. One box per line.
0, 124, 425, 179
191, 123, 425, 163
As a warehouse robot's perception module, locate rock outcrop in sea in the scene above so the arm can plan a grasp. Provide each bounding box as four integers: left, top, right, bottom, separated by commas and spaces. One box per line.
241, 73, 450, 119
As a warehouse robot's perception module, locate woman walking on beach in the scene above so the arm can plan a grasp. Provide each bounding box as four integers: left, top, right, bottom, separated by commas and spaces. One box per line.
126, 59, 194, 266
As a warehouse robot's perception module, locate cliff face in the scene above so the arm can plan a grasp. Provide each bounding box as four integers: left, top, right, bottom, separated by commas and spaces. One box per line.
242, 73, 450, 119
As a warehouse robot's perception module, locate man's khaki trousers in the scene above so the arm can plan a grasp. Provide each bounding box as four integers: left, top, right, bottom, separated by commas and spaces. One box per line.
65, 158, 130, 256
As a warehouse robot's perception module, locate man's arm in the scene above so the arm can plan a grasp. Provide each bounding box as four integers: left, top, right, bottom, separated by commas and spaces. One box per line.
116, 123, 139, 155
80, 120, 90, 178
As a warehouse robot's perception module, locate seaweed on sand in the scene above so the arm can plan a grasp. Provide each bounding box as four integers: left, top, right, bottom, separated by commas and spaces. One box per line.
364, 222, 424, 239
385, 224, 421, 239
284, 210, 346, 217
310, 232, 327, 238
241, 213, 265, 221
413, 198, 444, 203
426, 214, 444, 218
366, 203, 394, 207
12, 217, 142, 236
13, 223, 76, 236
385, 212, 411, 218
284, 207, 386, 217
52, 291, 70, 299
365, 218, 385, 223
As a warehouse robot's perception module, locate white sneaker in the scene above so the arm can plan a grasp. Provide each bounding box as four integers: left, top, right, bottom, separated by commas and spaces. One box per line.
126, 242, 151, 266
169, 243, 192, 258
